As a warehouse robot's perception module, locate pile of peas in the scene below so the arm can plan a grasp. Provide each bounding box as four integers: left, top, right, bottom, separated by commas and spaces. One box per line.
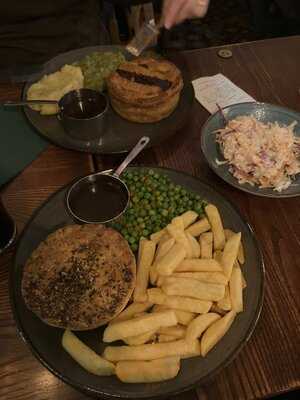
109, 169, 206, 251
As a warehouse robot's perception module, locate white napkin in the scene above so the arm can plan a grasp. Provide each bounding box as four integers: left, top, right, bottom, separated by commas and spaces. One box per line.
192, 73, 255, 114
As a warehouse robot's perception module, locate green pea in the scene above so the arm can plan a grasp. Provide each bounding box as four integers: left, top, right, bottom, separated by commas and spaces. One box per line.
131, 243, 138, 252
129, 236, 136, 244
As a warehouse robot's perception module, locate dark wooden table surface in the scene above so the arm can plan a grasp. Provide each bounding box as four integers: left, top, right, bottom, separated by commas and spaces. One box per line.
1, 36, 299, 400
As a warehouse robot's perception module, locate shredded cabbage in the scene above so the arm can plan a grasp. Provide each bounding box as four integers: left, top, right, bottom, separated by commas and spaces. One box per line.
216, 116, 300, 191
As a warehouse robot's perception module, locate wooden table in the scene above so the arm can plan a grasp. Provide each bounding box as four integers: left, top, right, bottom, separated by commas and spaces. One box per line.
1, 36, 299, 400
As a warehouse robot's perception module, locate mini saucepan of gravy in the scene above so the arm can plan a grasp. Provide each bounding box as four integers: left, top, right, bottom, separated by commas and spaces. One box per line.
66, 136, 150, 224
58, 88, 108, 141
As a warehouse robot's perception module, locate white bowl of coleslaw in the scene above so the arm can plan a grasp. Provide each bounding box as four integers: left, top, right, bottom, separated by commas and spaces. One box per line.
201, 102, 300, 197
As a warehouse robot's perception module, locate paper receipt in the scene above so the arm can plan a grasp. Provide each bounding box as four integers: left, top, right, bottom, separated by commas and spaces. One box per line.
192, 73, 255, 114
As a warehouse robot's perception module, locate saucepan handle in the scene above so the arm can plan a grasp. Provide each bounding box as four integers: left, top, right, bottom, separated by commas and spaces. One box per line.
114, 136, 150, 178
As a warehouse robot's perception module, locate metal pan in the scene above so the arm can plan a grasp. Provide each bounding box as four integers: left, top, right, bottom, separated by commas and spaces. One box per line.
66, 136, 150, 223
2, 88, 108, 141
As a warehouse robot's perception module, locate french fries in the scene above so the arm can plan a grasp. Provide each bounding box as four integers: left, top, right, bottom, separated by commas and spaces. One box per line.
156, 243, 186, 276
199, 232, 213, 259
221, 232, 241, 279
166, 224, 193, 258
229, 266, 243, 312
185, 217, 210, 237
205, 204, 225, 250
111, 302, 153, 324
152, 304, 196, 325
147, 288, 212, 314
116, 357, 180, 383
181, 210, 198, 228
210, 303, 227, 315
103, 339, 200, 361
213, 250, 223, 263
217, 285, 232, 311
171, 216, 185, 230
124, 330, 156, 346
158, 334, 178, 343
150, 237, 175, 285
161, 277, 225, 302
63, 205, 247, 384
150, 229, 166, 244
103, 310, 177, 342
186, 232, 201, 258
134, 239, 156, 302
201, 310, 236, 356
154, 237, 175, 263
176, 258, 222, 272
186, 313, 221, 342
62, 330, 115, 376
170, 272, 228, 285
224, 228, 245, 265
158, 325, 186, 339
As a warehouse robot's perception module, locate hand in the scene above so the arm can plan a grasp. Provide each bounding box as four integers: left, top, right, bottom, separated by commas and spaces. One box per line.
163, 0, 210, 29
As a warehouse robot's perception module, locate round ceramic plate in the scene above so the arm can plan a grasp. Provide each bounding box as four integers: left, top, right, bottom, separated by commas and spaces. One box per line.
22, 46, 194, 154
11, 167, 264, 399
201, 102, 300, 198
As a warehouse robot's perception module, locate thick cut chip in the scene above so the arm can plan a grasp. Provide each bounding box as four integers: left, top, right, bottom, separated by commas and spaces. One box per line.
124, 330, 157, 346
103, 310, 177, 342
205, 204, 226, 250
217, 285, 232, 311
167, 224, 193, 258
201, 310, 236, 356
116, 357, 180, 383
150, 237, 175, 285
134, 239, 156, 302
111, 302, 153, 324
62, 330, 115, 376
199, 232, 213, 259
158, 325, 186, 339
162, 277, 225, 302
147, 288, 212, 314
180, 211, 198, 228
186, 232, 201, 258
156, 243, 186, 276
152, 304, 196, 325
171, 272, 227, 285
103, 339, 199, 361
185, 218, 211, 237
222, 232, 241, 279
186, 313, 221, 342
150, 229, 166, 244
229, 266, 243, 312
176, 258, 222, 272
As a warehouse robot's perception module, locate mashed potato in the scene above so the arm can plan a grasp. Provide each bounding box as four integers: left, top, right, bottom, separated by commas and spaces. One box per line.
27, 65, 84, 115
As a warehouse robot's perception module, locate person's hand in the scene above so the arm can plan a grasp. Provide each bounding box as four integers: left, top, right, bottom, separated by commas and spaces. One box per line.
163, 0, 210, 29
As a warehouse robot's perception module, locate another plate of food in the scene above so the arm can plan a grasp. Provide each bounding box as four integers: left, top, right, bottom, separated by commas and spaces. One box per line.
23, 46, 194, 154
201, 102, 300, 197
11, 167, 264, 398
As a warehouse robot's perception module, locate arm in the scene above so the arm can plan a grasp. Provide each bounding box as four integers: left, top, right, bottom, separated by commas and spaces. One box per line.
163, 0, 210, 29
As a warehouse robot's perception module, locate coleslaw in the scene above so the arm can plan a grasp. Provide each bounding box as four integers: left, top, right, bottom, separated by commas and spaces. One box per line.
215, 115, 300, 191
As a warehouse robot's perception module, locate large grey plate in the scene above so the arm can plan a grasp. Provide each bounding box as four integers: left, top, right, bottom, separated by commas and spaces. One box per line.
11, 167, 264, 399
22, 46, 194, 154
201, 102, 300, 198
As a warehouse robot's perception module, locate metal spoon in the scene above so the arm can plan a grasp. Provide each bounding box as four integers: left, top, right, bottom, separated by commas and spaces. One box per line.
66, 136, 150, 224
1, 99, 58, 107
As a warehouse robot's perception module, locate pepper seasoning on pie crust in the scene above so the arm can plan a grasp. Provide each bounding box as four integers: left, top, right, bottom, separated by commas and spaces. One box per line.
22, 224, 136, 330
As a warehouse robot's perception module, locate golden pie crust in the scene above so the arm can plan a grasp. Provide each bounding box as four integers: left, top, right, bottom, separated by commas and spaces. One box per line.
107, 57, 183, 123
